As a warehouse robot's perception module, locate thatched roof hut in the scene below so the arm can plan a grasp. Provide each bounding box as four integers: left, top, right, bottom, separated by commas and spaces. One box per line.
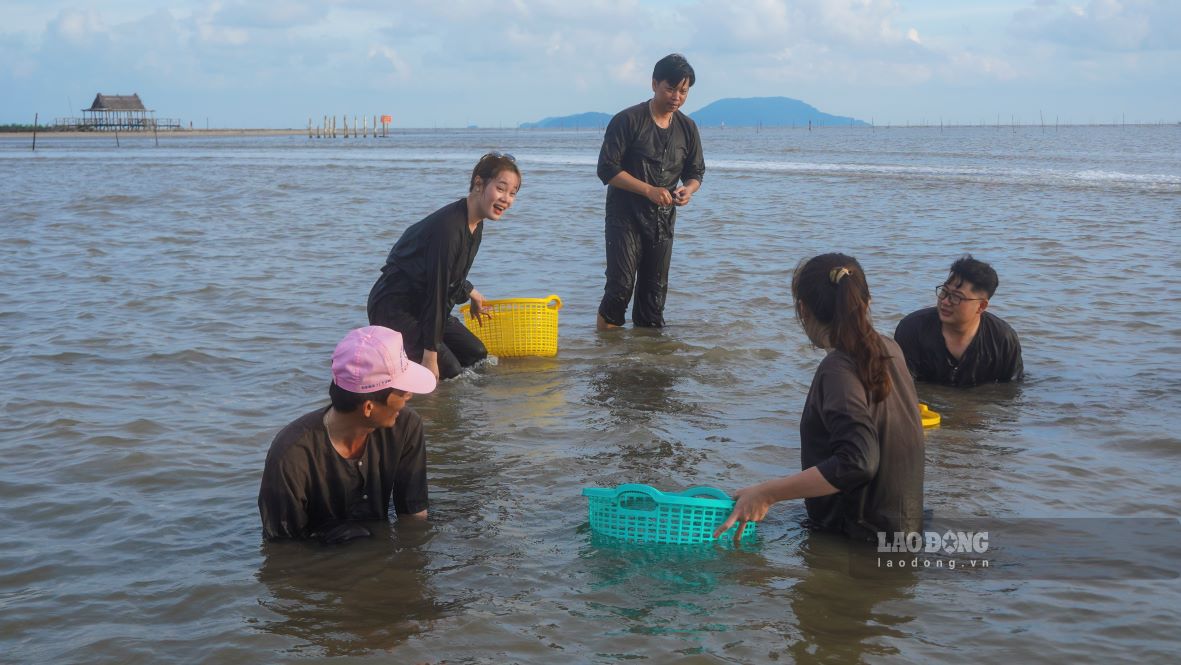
86, 93, 150, 112
81, 93, 156, 130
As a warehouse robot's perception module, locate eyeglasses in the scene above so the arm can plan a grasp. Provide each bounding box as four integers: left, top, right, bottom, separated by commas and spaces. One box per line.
936, 285, 986, 306
482, 151, 515, 162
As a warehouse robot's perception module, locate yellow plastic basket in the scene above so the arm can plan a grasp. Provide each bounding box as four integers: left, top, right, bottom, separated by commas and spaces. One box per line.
459, 294, 563, 357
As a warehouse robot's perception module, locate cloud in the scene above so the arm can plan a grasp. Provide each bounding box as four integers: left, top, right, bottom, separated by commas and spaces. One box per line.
1012, 0, 1181, 51
682, 0, 956, 89
46, 8, 108, 46
686, 0, 914, 55
610, 56, 642, 84
940, 50, 1019, 81
211, 1, 330, 29
367, 44, 411, 81
2, 0, 1178, 127
0, 32, 38, 80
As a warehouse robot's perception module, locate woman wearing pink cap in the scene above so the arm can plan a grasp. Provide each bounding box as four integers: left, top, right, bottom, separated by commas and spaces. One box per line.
367, 152, 522, 380
258, 326, 438, 544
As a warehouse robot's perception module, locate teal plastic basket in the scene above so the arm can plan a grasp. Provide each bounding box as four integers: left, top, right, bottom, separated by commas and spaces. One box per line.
582, 483, 757, 544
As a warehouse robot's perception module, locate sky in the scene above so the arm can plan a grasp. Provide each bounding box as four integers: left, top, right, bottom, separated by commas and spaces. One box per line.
2, 0, 1179, 128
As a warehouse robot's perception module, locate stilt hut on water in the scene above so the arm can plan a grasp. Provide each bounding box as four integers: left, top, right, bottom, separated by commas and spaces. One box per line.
82, 93, 155, 130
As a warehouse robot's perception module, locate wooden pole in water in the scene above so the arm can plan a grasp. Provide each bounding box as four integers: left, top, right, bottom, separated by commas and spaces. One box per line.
115, 126, 120, 147
153, 120, 159, 147
32, 113, 38, 151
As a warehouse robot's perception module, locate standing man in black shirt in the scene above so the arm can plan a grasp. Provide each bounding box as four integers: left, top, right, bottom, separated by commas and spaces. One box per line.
893, 254, 1023, 387
596, 53, 705, 330
368, 153, 521, 379
259, 326, 438, 543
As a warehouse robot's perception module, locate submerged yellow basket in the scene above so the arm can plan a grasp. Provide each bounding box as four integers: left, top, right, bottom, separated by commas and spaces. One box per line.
919, 403, 941, 428
459, 294, 563, 357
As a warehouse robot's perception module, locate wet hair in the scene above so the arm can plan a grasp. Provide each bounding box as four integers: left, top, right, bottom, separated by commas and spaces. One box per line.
652, 53, 696, 87
947, 254, 999, 298
328, 382, 395, 413
469, 152, 521, 193
792, 253, 892, 403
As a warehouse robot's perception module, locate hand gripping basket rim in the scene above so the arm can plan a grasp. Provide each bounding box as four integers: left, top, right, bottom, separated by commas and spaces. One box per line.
582, 483, 757, 545
459, 294, 562, 358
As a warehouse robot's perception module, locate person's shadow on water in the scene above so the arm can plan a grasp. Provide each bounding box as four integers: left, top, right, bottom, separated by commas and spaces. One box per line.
254, 522, 459, 658
786, 531, 919, 664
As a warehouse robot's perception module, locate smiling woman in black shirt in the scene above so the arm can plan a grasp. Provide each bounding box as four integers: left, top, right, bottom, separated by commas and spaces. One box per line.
367, 153, 521, 380
716, 254, 925, 543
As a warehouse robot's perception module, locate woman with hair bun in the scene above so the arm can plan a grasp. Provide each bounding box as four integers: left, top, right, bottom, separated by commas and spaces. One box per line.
716, 253, 924, 542
367, 152, 521, 380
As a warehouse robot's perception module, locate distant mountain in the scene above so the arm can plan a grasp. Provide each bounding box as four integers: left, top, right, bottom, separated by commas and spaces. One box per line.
519, 112, 612, 129
520, 97, 868, 129
690, 97, 868, 127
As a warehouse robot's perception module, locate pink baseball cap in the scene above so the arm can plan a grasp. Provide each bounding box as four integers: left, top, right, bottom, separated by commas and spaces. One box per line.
331, 326, 437, 395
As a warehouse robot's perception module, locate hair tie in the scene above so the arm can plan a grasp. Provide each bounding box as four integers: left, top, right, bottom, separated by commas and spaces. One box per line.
829, 267, 850, 285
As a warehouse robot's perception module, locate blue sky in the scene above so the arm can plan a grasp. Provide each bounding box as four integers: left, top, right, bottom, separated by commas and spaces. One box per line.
2, 0, 1178, 128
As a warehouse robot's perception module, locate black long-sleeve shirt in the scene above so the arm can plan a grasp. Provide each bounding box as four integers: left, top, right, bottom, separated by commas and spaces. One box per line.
367, 198, 482, 352
893, 307, 1024, 387
597, 101, 705, 238
800, 336, 925, 541
258, 406, 429, 541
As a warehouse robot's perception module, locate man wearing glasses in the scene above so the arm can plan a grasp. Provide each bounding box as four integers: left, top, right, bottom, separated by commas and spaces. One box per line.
893, 255, 1023, 387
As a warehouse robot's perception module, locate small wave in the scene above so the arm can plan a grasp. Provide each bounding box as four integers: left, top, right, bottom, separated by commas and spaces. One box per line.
1102, 435, 1181, 458
522, 154, 598, 167
1072, 169, 1181, 185
144, 349, 244, 364
704, 158, 1181, 190
30, 351, 102, 363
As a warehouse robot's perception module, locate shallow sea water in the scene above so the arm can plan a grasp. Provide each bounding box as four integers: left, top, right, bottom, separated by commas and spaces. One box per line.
1, 125, 1180, 663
